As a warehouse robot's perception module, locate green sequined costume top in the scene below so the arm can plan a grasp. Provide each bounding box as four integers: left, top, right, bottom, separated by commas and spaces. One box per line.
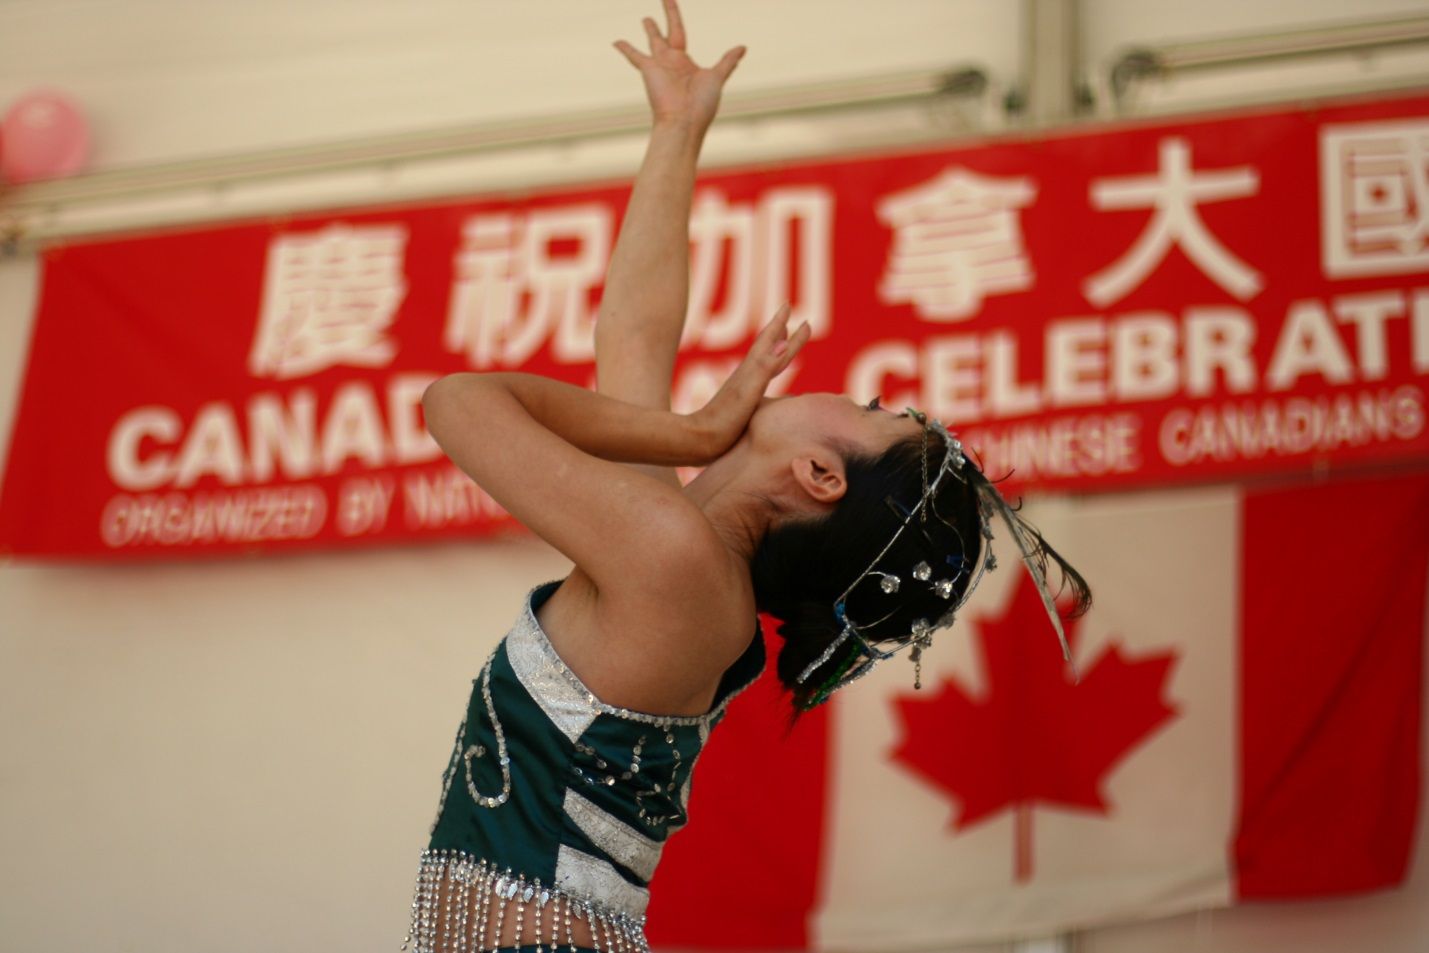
401, 581, 764, 953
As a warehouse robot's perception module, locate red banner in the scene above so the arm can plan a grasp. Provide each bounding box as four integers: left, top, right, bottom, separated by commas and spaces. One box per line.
3, 93, 1428, 559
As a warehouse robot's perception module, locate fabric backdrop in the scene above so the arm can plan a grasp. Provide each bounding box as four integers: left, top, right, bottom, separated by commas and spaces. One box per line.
4, 94, 1429, 558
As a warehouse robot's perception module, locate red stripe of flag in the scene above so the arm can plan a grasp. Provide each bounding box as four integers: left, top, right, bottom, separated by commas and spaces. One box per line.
1236, 471, 1429, 897
646, 623, 829, 949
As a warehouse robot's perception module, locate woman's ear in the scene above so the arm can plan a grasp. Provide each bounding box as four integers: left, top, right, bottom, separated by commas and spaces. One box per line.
790, 450, 848, 505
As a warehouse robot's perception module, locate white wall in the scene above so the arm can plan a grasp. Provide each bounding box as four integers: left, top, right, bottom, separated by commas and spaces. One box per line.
1082, 0, 1429, 117
0, 0, 1021, 171
2, 3, 1428, 952
1082, 0, 1429, 69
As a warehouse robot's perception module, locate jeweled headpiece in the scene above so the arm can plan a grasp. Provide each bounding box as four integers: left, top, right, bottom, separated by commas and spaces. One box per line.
794, 409, 1083, 711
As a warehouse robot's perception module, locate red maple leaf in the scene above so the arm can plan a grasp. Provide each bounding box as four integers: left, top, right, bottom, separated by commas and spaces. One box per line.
890, 574, 1180, 881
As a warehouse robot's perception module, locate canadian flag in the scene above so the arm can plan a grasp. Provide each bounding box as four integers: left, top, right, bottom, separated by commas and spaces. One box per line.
645, 471, 1429, 950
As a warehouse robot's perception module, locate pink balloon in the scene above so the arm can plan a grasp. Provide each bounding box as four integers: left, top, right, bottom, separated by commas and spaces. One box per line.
1, 89, 91, 184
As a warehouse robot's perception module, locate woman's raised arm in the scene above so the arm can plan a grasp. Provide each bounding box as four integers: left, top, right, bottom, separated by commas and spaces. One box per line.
596, 0, 745, 487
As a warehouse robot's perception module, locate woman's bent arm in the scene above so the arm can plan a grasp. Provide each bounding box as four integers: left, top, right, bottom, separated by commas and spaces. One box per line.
424, 372, 716, 595
426, 372, 712, 469
422, 307, 805, 596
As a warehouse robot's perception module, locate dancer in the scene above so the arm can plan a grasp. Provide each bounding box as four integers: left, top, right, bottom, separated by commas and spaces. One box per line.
401, 3, 1088, 950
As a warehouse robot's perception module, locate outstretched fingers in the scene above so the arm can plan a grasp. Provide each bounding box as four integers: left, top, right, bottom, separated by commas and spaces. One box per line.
642, 16, 667, 53
757, 303, 792, 349
617, 4, 745, 132
663, 0, 686, 50
771, 321, 812, 375
753, 304, 810, 375
712, 45, 746, 82
613, 39, 649, 68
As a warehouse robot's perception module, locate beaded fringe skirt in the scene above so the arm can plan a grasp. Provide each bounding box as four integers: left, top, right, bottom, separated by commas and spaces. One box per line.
400, 848, 649, 953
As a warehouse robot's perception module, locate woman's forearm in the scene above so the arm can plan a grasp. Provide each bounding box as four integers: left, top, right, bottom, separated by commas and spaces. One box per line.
424, 372, 712, 468
596, 120, 704, 363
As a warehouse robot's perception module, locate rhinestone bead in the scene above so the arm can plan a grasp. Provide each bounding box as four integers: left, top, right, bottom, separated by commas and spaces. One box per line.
880, 574, 900, 594
912, 561, 932, 581
933, 578, 954, 599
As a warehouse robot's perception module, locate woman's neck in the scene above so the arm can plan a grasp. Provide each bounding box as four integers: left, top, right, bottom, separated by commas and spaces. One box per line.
682, 437, 778, 564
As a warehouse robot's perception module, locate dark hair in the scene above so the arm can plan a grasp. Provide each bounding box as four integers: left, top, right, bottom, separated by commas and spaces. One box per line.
750, 434, 1090, 714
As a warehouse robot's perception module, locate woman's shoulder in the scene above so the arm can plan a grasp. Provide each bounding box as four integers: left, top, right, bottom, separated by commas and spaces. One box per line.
538, 558, 757, 716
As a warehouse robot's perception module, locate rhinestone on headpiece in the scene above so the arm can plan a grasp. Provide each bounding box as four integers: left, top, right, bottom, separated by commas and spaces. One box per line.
911, 561, 932, 581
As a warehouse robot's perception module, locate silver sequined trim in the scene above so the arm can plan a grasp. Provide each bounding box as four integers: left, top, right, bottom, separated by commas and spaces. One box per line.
508, 583, 763, 736
400, 848, 650, 953
506, 604, 600, 742
563, 789, 663, 882
554, 843, 651, 919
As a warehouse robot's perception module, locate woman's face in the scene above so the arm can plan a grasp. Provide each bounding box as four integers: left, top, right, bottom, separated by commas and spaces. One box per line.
747, 392, 923, 458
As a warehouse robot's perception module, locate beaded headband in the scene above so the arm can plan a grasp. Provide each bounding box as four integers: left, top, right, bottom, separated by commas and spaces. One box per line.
794, 410, 1079, 711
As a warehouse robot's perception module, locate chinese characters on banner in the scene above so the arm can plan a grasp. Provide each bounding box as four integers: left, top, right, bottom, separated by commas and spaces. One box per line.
2, 94, 1427, 559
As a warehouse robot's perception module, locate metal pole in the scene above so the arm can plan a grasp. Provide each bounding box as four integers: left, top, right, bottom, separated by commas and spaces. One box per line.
1013, 9, 1080, 953
1023, 0, 1082, 125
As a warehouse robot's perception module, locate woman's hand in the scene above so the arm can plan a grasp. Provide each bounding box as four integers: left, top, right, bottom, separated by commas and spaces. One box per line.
689, 305, 811, 461
614, 0, 745, 131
